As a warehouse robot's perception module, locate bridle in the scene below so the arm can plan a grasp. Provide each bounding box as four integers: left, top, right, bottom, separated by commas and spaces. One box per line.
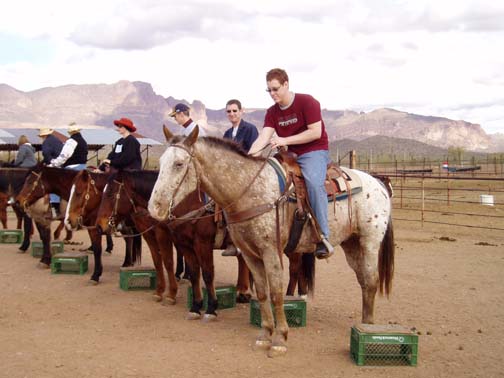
22, 171, 45, 211
163, 143, 274, 223
72, 177, 99, 229
106, 178, 157, 238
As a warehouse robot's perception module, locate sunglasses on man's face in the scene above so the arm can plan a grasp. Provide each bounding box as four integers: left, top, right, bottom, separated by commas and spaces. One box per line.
226, 109, 239, 113
266, 86, 281, 93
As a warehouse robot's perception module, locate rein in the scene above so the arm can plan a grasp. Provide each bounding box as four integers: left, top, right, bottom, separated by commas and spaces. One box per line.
164, 142, 286, 267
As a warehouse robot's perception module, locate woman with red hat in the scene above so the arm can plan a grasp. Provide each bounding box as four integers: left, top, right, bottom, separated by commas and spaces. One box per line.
101, 118, 142, 171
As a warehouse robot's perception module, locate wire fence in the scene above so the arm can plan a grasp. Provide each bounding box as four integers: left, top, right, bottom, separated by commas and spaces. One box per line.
371, 172, 504, 231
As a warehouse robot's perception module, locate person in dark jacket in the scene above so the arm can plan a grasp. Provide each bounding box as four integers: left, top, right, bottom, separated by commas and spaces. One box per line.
39, 128, 63, 218
13, 135, 37, 168
101, 118, 142, 171
49, 125, 88, 171
12, 135, 36, 253
223, 99, 259, 153
221, 99, 259, 257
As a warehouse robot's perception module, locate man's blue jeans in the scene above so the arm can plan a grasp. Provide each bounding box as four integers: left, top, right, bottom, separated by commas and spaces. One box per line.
297, 150, 330, 239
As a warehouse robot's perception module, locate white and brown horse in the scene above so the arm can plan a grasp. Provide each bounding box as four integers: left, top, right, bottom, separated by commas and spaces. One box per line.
148, 126, 394, 357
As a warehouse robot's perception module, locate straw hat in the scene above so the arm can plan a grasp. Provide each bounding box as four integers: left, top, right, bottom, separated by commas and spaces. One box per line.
68, 125, 81, 134
38, 128, 53, 137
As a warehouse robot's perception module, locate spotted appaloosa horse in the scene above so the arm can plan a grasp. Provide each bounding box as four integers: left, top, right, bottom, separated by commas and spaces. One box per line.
148, 126, 394, 357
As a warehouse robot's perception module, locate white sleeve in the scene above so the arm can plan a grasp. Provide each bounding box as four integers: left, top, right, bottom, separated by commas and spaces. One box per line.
50, 139, 77, 167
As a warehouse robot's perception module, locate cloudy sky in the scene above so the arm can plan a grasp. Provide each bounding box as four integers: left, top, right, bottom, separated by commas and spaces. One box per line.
1, 0, 503, 133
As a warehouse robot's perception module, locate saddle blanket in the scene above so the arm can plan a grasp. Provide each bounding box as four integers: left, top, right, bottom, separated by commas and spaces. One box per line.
267, 157, 362, 202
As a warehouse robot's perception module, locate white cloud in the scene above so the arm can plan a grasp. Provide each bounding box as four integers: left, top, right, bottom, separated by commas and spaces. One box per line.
0, 0, 503, 133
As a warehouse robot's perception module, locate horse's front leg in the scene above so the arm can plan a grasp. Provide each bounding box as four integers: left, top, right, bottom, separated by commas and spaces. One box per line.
236, 254, 252, 303
36, 222, 52, 268
196, 239, 217, 322
263, 252, 288, 358
156, 229, 177, 305
240, 251, 275, 350
141, 229, 166, 302
181, 248, 203, 320
87, 229, 103, 284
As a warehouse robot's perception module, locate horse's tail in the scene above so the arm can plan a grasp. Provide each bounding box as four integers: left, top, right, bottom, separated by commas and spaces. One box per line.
132, 233, 142, 265
301, 252, 316, 296
378, 217, 395, 297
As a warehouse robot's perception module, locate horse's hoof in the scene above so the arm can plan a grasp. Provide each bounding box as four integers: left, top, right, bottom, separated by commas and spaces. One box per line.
236, 293, 252, 303
37, 262, 50, 269
185, 312, 201, 320
299, 294, 308, 301
88, 279, 99, 286
152, 294, 163, 302
254, 339, 272, 350
267, 345, 288, 358
202, 313, 217, 323
163, 297, 176, 306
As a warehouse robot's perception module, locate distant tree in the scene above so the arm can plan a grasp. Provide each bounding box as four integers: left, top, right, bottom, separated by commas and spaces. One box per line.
448, 146, 465, 164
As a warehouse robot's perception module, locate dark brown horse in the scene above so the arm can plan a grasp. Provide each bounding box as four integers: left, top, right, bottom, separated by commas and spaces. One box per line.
15, 166, 140, 276
95, 170, 260, 320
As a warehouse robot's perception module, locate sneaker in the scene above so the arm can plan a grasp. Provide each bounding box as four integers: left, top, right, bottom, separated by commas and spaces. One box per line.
314, 242, 334, 260
221, 244, 239, 257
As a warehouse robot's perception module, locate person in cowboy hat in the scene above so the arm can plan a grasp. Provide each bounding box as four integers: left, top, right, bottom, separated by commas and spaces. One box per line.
169, 103, 206, 136
39, 128, 63, 218
100, 117, 142, 171
49, 124, 88, 171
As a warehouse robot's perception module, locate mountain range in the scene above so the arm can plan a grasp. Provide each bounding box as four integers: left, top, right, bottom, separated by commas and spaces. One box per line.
1, 80, 502, 153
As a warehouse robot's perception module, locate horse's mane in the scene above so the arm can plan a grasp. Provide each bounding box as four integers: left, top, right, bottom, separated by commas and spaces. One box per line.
201, 136, 266, 161
110, 170, 159, 194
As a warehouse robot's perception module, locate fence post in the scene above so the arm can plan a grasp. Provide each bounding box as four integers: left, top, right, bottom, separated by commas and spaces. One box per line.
447, 177, 450, 206
350, 150, 356, 169
400, 177, 403, 209
421, 178, 425, 226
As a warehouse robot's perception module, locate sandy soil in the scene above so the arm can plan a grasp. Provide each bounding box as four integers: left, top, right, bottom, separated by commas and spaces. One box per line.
0, 210, 503, 378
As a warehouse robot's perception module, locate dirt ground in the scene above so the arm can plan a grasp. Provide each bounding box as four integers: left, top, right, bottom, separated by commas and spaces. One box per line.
0, 209, 503, 378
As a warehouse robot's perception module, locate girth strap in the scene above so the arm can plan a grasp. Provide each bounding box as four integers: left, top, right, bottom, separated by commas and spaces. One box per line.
224, 203, 275, 224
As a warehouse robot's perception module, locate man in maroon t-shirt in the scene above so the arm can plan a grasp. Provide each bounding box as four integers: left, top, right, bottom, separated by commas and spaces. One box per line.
249, 68, 334, 259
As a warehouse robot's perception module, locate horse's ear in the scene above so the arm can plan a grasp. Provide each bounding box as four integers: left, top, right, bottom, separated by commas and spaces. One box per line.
184, 125, 199, 147
163, 124, 174, 142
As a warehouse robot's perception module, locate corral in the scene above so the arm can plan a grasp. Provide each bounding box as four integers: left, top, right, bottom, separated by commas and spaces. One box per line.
0, 172, 503, 378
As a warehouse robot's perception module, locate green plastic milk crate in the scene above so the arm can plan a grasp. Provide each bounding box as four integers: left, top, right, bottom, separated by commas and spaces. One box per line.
250, 296, 307, 328
0, 229, 23, 244
51, 252, 88, 275
120, 267, 157, 291
31, 241, 64, 257
350, 324, 418, 366
187, 285, 236, 310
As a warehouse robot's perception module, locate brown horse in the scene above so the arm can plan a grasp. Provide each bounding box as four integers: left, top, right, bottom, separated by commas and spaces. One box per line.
95, 169, 258, 319
60, 168, 141, 283
0, 167, 71, 251
16, 166, 140, 275
148, 126, 394, 357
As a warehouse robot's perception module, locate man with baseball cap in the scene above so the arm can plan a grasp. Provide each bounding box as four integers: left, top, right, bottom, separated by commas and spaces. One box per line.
169, 103, 206, 137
